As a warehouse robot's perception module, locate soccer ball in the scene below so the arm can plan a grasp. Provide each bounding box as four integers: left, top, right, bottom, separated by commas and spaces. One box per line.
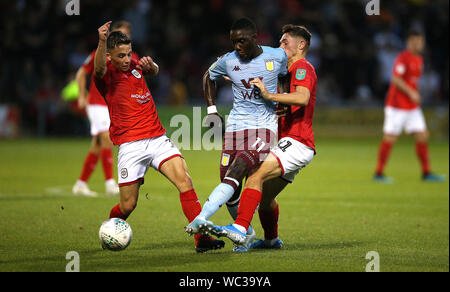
99, 218, 133, 251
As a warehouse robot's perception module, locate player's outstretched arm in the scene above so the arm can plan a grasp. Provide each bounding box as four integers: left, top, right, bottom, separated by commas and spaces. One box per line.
94, 21, 111, 79
250, 78, 310, 106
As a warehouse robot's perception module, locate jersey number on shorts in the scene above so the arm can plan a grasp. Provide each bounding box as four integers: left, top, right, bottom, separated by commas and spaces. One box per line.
251, 137, 266, 152
278, 140, 292, 152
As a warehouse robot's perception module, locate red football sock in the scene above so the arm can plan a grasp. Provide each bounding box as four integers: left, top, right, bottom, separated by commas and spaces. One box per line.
100, 148, 114, 180
415, 141, 430, 175
79, 152, 99, 182
179, 189, 201, 223
234, 188, 262, 230
375, 140, 393, 175
258, 204, 279, 240
109, 203, 128, 220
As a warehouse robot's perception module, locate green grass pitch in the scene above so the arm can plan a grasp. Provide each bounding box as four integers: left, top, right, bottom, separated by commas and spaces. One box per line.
0, 137, 448, 272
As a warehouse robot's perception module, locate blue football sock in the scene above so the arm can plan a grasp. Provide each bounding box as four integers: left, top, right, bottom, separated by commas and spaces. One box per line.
198, 183, 235, 220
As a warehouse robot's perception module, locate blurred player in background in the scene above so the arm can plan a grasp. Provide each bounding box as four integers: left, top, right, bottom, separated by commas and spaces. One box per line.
205, 25, 317, 249
374, 30, 445, 183
185, 17, 288, 252
94, 21, 224, 253
72, 21, 136, 196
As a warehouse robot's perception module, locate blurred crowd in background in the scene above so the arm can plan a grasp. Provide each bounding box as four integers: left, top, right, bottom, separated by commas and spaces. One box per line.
0, 0, 448, 136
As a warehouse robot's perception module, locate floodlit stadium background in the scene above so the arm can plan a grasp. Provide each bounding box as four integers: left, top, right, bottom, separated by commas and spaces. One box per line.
0, 0, 448, 138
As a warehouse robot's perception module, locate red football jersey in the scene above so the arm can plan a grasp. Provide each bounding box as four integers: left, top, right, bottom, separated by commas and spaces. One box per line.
385, 50, 423, 110
94, 60, 166, 145
82, 50, 139, 106
279, 58, 317, 152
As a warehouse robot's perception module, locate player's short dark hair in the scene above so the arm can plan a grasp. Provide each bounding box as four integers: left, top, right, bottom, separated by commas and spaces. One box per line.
406, 29, 424, 39
107, 31, 131, 51
231, 17, 257, 34
111, 20, 132, 33
282, 24, 312, 49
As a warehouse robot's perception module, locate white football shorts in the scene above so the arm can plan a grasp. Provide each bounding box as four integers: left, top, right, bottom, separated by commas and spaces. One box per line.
383, 106, 427, 135
270, 137, 315, 183
86, 104, 110, 136
117, 134, 182, 186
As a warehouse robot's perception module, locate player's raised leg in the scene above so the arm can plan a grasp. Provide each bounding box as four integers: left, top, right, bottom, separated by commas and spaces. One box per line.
185, 155, 248, 234
159, 155, 225, 253
210, 153, 282, 245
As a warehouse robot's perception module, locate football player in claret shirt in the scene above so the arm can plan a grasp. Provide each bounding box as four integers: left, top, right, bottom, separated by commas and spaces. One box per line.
206, 25, 317, 248
72, 21, 137, 197
374, 30, 445, 183
93, 21, 225, 253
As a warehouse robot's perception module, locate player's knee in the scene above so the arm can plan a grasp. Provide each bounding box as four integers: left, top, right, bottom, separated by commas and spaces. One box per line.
246, 173, 262, 186
383, 134, 398, 144
226, 157, 250, 181
174, 171, 193, 192
415, 130, 429, 142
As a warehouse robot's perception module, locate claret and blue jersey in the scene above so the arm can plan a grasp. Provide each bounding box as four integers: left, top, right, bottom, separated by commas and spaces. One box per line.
209, 46, 288, 134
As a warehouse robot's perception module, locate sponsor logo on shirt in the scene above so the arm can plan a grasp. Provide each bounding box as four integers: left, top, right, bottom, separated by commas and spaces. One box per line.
131, 88, 151, 104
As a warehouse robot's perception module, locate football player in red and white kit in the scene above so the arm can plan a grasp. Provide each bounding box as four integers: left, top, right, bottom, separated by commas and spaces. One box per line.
374, 30, 445, 183
205, 25, 317, 248
93, 21, 225, 253
72, 21, 136, 196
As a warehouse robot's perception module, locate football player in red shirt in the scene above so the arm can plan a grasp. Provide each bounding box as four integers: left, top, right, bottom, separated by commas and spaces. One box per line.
72, 21, 137, 196
204, 25, 317, 248
94, 21, 224, 253
374, 30, 445, 183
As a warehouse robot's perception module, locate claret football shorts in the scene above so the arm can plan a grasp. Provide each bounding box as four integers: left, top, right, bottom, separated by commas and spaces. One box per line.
117, 134, 182, 187
219, 129, 276, 180
270, 137, 315, 183
86, 104, 111, 136
383, 106, 427, 135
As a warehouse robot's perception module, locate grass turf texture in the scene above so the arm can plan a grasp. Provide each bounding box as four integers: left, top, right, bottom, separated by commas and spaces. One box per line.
0, 137, 448, 272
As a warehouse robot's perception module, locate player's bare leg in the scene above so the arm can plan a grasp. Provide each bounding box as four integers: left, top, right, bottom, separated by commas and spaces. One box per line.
189, 156, 257, 250
109, 182, 140, 220
189, 157, 249, 227
413, 130, 445, 182
210, 154, 284, 246
159, 156, 225, 252
374, 133, 398, 183
249, 177, 288, 249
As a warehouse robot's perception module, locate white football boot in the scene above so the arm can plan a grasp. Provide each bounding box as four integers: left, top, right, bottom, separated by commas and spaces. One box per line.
105, 179, 120, 196
72, 180, 98, 197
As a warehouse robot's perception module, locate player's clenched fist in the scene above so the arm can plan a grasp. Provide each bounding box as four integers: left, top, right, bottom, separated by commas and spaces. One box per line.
98, 21, 112, 42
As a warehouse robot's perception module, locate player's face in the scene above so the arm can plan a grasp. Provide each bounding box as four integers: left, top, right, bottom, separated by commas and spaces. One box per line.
107, 44, 132, 72
280, 33, 305, 60
230, 29, 257, 60
409, 35, 425, 54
